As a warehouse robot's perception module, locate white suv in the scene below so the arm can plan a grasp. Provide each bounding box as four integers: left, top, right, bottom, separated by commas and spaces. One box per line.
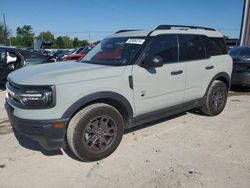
5, 25, 232, 161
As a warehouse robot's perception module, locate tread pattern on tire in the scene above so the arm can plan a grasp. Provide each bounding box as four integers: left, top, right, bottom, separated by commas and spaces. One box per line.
202, 80, 228, 116
67, 103, 124, 161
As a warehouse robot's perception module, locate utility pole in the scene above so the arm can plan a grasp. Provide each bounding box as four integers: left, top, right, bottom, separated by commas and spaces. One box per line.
3, 13, 7, 45
88, 32, 91, 44
240, 0, 250, 45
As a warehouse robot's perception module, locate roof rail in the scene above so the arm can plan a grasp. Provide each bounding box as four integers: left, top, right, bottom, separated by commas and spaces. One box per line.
115, 30, 140, 34
155, 25, 216, 31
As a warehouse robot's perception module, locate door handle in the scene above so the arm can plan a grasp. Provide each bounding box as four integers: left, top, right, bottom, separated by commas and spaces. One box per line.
205, 66, 214, 70
171, 70, 183, 75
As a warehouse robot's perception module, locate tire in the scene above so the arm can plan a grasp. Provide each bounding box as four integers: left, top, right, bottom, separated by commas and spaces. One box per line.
67, 103, 124, 161
201, 80, 228, 116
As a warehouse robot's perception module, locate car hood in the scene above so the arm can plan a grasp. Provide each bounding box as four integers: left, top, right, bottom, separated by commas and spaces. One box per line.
8, 61, 126, 85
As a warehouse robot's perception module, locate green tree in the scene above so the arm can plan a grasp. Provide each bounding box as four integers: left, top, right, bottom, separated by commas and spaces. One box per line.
62, 36, 73, 48
9, 37, 18, 46
73, 37, 79, 47
93, 40, 100, 45
37, 31, 55, 42
79, 40, 89, 46
55, 36, 64, 48
16, 25, 34, 47
0, 22, 11, 45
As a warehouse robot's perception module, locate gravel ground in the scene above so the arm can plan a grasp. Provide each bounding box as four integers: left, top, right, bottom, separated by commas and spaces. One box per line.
0, 87, 250, 188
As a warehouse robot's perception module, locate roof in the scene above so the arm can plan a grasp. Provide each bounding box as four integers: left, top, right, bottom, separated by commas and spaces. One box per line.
107, 25, 224, 38
106, 30, 150, 38
150, 29, 223, 38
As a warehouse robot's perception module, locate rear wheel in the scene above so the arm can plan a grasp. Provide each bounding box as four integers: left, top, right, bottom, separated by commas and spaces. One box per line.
67, 103, 124, 161
201, 80, 228, 116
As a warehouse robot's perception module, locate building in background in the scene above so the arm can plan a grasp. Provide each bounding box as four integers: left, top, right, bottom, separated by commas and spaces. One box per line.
240, 0, 250, 45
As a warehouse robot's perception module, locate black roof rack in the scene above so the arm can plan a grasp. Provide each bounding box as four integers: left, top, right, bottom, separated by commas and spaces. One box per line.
155, 25, 216, 31
115, 30, 140, 34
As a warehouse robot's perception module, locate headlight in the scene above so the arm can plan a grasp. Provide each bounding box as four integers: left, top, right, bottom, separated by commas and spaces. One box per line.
18, 88, 53, 107
6, 82, 55, 109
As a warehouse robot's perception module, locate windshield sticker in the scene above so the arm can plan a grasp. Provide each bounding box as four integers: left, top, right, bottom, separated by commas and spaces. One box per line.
126, 39, 145, 45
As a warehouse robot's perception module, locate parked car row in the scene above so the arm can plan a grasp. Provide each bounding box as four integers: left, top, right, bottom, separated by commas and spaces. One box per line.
0, 43, 93, 82
0, 47, 55, 82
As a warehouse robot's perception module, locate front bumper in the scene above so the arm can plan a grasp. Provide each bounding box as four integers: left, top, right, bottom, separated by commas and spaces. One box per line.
231, 72, 250, 87
5, 102, 69, 150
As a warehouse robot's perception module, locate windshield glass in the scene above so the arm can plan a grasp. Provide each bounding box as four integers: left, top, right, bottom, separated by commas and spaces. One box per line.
82, 37, 145, 66
79, 47, 91, 54
71, 49, 78, 54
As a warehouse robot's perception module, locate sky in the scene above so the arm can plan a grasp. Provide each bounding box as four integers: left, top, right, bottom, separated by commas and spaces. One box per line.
0, 0, 245, 42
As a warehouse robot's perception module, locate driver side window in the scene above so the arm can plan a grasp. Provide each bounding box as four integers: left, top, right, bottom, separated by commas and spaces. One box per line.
146, 34, 178, 63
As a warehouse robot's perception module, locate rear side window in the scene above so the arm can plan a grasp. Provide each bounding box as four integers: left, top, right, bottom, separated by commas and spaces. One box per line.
209, 37, 227, 55
179, 35, 206, 61
202, 36, 223, 56
146, 34, 178, 63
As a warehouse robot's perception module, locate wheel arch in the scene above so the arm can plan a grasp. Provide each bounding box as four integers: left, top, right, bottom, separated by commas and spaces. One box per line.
62, 91, 134, 124
205, 72, 231, 97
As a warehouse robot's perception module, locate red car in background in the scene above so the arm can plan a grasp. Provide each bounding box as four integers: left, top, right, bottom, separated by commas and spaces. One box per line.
64, 47, 92, 61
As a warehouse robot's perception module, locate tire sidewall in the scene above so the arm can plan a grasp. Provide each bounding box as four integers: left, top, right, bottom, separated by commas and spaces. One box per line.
70, 105, 124, 161
208, 81, 228, 115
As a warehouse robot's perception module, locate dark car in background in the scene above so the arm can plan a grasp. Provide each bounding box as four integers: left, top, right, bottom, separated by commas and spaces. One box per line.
26, 40, 54, 56
0, 47, 55, 82
225, 39, 239, 51
229, 46, 250, 87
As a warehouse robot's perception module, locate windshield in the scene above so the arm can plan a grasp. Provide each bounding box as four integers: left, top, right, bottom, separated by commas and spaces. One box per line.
79, 47, 91, 54
82, 37, 145, 66
34, 40, 43, 49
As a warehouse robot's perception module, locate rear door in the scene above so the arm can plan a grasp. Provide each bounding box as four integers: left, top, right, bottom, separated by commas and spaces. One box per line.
178, 34, 212, 102
0, 48, 7, 81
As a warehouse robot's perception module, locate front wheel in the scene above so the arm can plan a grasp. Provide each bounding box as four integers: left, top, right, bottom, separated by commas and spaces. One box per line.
6, 63, 16, 73
201, 80, 228, 116
67, 103, 124, 161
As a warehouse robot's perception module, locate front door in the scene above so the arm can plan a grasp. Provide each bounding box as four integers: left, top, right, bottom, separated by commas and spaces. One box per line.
132, 34, 186, 116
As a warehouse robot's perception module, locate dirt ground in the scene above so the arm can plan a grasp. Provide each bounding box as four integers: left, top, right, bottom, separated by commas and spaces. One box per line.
0, 86, 250, 188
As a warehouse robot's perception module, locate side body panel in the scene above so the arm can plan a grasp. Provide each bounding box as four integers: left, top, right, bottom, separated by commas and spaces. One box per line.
8, 66, 135, 120
132, 63, 185, 116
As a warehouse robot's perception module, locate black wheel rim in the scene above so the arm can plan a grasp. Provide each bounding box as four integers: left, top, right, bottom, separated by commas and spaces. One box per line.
212, 87, 225, 109
7, 64, 15, 73
83, 115, 117, 153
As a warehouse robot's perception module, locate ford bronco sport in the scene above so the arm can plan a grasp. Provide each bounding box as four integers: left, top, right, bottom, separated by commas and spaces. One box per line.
5, 25, 232, 161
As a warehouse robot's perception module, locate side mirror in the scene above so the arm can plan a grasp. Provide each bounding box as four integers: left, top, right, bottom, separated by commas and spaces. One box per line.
141, 55, 163, 68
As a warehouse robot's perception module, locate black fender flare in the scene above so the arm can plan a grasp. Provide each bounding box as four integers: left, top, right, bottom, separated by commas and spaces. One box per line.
204, 72, 231, 97
62, 91, 134, 120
